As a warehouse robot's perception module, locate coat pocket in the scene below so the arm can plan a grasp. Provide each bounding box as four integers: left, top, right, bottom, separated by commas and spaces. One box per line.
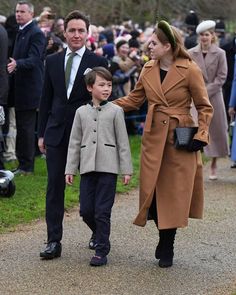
104, 144, 116, 148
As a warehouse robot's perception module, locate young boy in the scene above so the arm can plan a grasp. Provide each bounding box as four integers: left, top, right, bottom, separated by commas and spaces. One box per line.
65, 67, 133, 266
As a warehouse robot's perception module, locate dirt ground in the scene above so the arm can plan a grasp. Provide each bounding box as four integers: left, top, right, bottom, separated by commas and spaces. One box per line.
0, 157, 235, 295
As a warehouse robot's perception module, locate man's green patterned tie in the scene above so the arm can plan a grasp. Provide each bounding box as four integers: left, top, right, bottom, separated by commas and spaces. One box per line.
65, 52, 77, 89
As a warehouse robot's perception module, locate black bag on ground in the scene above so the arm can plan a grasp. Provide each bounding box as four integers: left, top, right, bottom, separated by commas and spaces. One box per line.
174, 127, 198, 150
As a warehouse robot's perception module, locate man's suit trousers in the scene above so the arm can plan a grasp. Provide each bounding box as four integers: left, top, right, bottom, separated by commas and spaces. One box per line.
45, 143, 68, 243
15, 109, 36, 172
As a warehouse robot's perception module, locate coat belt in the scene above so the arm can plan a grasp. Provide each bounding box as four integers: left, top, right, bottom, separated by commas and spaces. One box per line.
144, 104, 191, 132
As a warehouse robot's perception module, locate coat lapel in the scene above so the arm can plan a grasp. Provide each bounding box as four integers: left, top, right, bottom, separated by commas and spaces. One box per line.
203, 44, 218, 72
191, 44, 208, 81
142, 60, 168, 106
162, 59, 186, 95
57, 49, 67, 99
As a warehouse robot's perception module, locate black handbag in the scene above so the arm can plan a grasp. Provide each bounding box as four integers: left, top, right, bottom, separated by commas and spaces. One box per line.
174, 127, 198, 150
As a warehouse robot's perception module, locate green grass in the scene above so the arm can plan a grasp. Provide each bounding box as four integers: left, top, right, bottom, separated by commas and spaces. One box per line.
0, 135, 141, 233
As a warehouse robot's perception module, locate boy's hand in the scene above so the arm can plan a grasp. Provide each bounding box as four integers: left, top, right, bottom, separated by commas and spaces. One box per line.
123, 175, 131, 185
65, 174, 74, 185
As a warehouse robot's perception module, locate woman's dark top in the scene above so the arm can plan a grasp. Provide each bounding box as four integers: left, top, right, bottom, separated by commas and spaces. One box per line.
160, 68, 167, 83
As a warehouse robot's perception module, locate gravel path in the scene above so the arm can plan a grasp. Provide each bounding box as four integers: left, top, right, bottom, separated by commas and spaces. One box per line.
0, 158, 235, 295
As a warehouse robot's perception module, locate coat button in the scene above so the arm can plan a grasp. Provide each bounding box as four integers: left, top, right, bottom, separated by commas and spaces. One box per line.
94, 118, 97, 121
162, 120, 167, 124
93, 141, 96, 144
93, 129, 96, 132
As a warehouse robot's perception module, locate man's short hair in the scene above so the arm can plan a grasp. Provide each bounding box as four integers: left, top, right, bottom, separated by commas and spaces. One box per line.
85, 67, 112, 86
64, 10, 90, 31
17, 1, 34, 13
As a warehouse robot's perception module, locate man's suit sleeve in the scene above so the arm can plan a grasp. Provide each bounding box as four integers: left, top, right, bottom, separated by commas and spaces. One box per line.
16, 30, 46, 70
38, 58, 53, 138
99, 55, 108, 68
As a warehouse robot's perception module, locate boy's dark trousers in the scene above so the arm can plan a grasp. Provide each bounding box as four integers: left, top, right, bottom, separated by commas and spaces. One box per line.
80, 172, 117, 257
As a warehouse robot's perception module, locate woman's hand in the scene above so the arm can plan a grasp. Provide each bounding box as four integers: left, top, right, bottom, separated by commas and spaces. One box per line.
187, 139, 207, 152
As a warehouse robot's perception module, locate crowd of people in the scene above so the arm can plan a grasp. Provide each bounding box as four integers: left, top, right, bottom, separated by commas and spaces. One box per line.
0, 1, 235, 268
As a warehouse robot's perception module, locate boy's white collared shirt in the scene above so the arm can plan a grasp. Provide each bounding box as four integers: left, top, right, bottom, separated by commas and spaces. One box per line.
65, 45, 86, 98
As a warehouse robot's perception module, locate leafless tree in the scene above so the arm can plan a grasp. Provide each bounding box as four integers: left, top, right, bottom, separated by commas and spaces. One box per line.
0, 0, 235, 28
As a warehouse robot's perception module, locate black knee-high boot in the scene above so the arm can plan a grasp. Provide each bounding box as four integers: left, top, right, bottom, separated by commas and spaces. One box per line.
155, 230, 162, 259
158, 228, 176, 268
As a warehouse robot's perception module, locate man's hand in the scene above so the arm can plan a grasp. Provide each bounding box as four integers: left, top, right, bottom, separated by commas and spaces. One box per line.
122, 175, 131, 185
7, 57, 17, 74
38, 137, 46, 154
65, 174, 74, 185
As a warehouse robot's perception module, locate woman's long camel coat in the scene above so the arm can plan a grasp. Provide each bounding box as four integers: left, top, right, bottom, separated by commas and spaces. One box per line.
114, 58, 213, 229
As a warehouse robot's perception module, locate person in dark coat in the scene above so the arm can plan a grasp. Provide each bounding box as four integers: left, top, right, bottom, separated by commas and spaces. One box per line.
222, 35, 236, 122
0, 24, 8, 169
3, 14, 18, 163
7, 1, 46, 174
0, 24, 8, 106
38, 10, 108, 260
184, 10, 199, 49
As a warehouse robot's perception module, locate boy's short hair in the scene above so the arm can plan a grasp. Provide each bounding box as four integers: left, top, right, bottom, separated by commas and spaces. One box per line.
85, 67, 112, 86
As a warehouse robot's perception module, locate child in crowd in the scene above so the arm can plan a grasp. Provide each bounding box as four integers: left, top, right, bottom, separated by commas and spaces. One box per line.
65, 67, 133, 266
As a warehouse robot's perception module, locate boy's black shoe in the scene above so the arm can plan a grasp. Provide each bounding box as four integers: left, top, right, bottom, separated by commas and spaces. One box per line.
89, 235, 97, 250
90, 255, 107, 266
40, 242, 62, 259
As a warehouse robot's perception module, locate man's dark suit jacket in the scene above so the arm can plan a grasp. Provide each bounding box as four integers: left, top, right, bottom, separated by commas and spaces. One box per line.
12, 21, 46, 110
0, 24, 9, 105
38, 48, 108, 147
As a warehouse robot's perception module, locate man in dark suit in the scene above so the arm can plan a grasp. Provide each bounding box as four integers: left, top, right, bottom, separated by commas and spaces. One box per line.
7, 1, 46, 174
38, 10, 108, 259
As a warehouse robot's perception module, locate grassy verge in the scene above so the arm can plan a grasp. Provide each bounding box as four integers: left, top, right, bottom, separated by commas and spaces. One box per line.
0, 135, 141, 234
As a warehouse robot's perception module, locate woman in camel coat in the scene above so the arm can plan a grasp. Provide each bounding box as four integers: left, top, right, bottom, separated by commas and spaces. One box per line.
189, 20, 229, 179
114, 21, 213, 268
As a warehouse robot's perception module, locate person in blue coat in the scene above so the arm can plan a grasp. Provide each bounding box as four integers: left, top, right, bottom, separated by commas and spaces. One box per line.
228, 54, 236, 168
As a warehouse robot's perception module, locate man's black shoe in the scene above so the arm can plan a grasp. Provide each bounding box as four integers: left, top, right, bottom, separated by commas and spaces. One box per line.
40, 242, 62, 259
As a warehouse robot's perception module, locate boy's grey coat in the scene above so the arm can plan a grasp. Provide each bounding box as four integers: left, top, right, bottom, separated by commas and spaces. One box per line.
65, 102, 133, 176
